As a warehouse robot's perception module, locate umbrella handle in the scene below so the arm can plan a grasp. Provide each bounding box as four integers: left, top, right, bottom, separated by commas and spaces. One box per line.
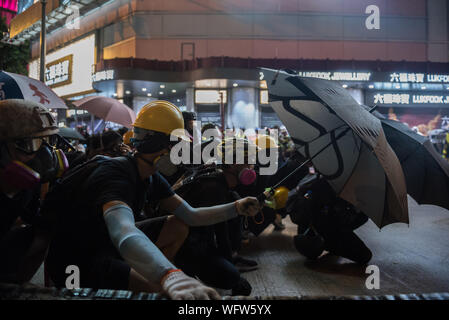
257, 188, 274, 203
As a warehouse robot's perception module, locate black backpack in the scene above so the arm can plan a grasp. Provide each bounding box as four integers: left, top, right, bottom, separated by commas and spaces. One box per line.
174, 164, 227, 201
40, 155, 127, 231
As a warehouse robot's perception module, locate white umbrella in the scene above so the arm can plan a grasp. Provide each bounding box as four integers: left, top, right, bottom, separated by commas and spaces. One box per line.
0, 71, 67, 109
262, 68, 409, 228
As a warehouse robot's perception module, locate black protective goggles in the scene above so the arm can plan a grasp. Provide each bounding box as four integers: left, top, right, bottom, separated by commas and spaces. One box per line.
14, 134, 74, 154
131, 132, 177, 154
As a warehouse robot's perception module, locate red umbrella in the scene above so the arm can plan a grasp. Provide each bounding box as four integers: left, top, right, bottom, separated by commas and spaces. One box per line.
72, 96, 136, 128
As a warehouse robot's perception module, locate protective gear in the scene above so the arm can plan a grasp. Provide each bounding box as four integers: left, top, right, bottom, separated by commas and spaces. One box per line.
273, 186, 289, 209
122, 131, 133, 146
133, 100, 190, 142
153, 153, 178, 177
13, 135, 59, 154
2, 160, 40, 190
161, 269, 221, 300
0, 99, 58, 140
103, 204, 176, 285
54, 149, 69, 178
255, 134, 279, 150
24, 143, 68, 183
217, 137, 259, 164
132, 129, 171, 154
0, 142, 68, 189
238, 167, 257, 185
173, 199, 237, 226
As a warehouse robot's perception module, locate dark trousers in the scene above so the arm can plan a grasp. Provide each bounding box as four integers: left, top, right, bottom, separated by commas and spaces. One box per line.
175, 251, 240, 290
0, 225, 34, 282
45, 216, 167, 290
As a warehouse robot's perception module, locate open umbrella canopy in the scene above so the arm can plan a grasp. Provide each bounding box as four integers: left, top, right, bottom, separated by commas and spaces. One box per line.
0, 71, 67, 109
378, 118, 449, 210
58, 127, 86, 141
262, 68, 409, 228
72, 96, 136, 128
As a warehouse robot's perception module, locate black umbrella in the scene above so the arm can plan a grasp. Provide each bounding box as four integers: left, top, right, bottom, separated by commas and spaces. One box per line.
380, 119, 449, 210
58, 127, 86, 141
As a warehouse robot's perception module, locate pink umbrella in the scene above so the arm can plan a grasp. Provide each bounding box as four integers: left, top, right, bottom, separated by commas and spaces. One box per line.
72, 96, 136, 128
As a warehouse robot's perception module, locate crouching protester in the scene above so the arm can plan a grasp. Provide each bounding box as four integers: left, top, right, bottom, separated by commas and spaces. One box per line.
41, 100, 261, 300
287, 174, 372, 265
172, 137, 261, 296
0, 100, 68, 284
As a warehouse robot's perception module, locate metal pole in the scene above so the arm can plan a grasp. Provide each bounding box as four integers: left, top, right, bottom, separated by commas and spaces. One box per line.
39, 0, 47, 82
220, 91, 225, 131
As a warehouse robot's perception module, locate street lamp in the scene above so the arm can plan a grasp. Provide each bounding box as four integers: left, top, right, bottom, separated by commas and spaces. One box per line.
39, 0, 47, 82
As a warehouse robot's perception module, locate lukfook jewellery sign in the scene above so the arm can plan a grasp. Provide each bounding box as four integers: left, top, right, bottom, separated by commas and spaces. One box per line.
45, 55, 73, 88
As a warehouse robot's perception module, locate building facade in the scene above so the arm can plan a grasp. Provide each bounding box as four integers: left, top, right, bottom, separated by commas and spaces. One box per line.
7, 0, 449, 133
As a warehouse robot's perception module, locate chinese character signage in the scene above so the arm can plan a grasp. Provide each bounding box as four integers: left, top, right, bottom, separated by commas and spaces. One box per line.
389, 73, 449, 84
368, 91, 449, 107
389, 72, 425, 83
291, 71, 449, 84
45, 55, 73, 88
92, 70, 115, 82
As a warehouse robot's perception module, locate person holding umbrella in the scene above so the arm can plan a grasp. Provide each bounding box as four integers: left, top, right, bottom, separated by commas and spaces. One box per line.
43, 100, 261, 300
0, 99, 68, 284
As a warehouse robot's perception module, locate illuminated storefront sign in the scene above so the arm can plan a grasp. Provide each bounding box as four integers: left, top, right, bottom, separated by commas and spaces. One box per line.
297, 72, 372, 81
369, 91, 449, 107
260, 90, 269, 104
45, 55, 72, 88
389, 73, 449, 84
389, 73, 425, 83
426, 74, 449, 83
29, 34, 95, 97
195, 90, 227, 104
261, 70, 449, 85
92, 70, 115, 82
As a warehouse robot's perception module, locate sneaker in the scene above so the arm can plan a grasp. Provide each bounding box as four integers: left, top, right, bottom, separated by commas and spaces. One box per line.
231, 277, 252, 296
233, 255, 258, 273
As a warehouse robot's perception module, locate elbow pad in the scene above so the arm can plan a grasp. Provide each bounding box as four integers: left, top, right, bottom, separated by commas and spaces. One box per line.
173, 200, 238, 226
103, 204, 175, 284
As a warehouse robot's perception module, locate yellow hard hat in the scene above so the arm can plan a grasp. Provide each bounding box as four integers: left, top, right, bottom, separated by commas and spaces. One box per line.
133, 100, 189, 141
273, 186, 289, 209
123, 130, 133, 146
255, 134, 279, 150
